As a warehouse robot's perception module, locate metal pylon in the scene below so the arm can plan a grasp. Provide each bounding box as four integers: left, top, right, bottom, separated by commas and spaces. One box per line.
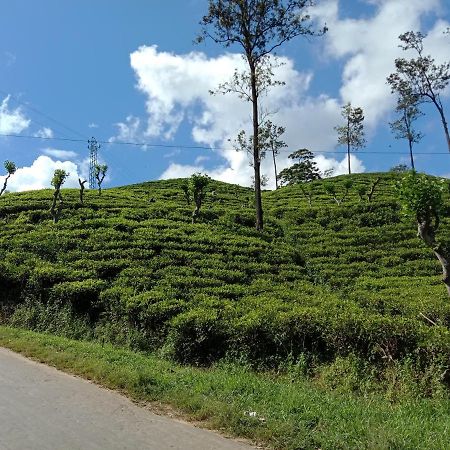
88, 137, 100, 189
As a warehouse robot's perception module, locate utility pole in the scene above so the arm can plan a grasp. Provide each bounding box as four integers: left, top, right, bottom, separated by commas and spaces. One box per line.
88, 137, 100, 189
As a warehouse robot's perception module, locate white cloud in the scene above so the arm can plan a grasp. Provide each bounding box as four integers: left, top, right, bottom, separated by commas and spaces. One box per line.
313, 0, 448, 126
42, 148, 78, 159
0, 155, 80, 192
128, 46, 363, 188
0, 95, 30, 134
110, 115, 142, 142
88, 122, 99, 129
35, 127, 54, 139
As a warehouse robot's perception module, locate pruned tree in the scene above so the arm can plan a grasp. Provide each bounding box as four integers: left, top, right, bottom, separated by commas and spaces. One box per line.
181, 180, 191, 205
387, 31, 450, 152
50, 169, 69, 223
299, 183, 313, 206
355, 177, 381, 203
1, 160, 16, 196
198, 0, 326, 231
189, 173, 210, 224
324, 179, 353, 206
398, 171, 449, 296
94, 164, 108, 195
389, 93, 423, 170
335, 103, 366, 175
278, 148, 322, 186
78, 178, 87, 204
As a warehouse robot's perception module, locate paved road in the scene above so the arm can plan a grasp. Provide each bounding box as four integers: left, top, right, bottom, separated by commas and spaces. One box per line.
0, 348, 253, 450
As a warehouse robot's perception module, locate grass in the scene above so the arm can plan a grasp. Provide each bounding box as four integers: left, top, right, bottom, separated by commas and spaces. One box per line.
2, 325, 450, 450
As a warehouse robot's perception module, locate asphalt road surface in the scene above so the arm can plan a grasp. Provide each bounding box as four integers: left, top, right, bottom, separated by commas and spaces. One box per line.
0, 348, 253, 450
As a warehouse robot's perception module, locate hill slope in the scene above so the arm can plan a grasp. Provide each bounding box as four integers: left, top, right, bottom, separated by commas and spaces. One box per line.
1, 173, 450, 379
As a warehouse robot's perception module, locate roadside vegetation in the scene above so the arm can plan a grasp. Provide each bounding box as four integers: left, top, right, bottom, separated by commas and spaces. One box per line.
3, 326, 450, 450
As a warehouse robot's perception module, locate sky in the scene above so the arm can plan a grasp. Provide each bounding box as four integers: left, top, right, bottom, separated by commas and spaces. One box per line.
0, 0, 449, 192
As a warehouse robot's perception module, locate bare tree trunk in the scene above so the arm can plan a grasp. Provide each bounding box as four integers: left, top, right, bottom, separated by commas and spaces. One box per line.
347, 142, 352, 175
272, 148, 279, 190
434, 101, 450, 152
367, 178, 381, 202
78, 178, 86, 204
408, 139, 415, 170
0, 174, 11, 196
417, 219, 450, 297
50, 190, 63, 223
250, 61, 263, 231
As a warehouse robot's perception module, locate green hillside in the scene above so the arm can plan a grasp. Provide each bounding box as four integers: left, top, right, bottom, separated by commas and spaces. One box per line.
1, 173, 450, 389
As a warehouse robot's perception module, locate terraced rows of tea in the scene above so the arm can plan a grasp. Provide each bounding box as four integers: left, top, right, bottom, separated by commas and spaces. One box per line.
1, 173, 450, 369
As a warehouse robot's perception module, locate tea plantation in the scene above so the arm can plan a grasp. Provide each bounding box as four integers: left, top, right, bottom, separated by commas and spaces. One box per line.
1, 172, 450, 391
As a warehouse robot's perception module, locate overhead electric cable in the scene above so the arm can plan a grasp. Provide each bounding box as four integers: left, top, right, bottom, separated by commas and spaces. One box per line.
0, 89, 88, 140
0, 132, 449, 155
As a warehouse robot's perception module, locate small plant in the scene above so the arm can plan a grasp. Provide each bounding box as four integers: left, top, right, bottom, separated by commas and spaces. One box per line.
1, 160, 17, 196
94, 164, 108, 195
78, 178, 87, 204
50, 169, 69, 223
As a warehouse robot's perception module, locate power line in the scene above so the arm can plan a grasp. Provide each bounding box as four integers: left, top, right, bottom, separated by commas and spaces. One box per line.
0, 132, 449, 155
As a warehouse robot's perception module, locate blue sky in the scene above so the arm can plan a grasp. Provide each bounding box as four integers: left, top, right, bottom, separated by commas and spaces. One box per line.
0, 0, 449, 191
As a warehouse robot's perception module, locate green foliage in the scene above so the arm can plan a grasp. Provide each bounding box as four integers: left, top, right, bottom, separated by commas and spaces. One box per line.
278, 148, 321, 186
51, 169, 69, 189
4, 160, 16, 175
94, 164, 108, 195
1, 173, 450, 396
397, 171, 445, 220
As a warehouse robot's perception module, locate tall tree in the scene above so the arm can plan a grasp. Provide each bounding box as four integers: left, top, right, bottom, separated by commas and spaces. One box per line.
94, 164, 108, 195
0, 161, 16, 195
50, 169, 68, 223
278, 148, 321, 185
387, 31, 450, 151
198, 0, 326, 230
398, 171, 449, 297
335, 103, 366, 175
389, 93, 423, 170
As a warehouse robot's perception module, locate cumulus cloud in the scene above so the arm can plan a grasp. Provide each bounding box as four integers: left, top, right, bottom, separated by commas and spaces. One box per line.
0, 95, 30, 134
35, 127, 54, 139
42, 148, 78, 159
0, 156, 81, 192
127, 46, 358, 188
122, 1, 448, 188
110, 115, 142, 142
313, 0, 449, 125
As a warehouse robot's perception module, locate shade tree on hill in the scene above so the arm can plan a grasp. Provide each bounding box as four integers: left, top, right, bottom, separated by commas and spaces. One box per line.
335, 103, 366, 175
78, 178, 87, 204
389, 93, 423, 170
398, 171, 450, 296
278, 148, 322, 186
0, 161, 16, 196
188, 173, 210, 224
94, 164, 108, 195
387, 30, 450, 152
198, 0, 326, 231
50, 169, 69, 223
